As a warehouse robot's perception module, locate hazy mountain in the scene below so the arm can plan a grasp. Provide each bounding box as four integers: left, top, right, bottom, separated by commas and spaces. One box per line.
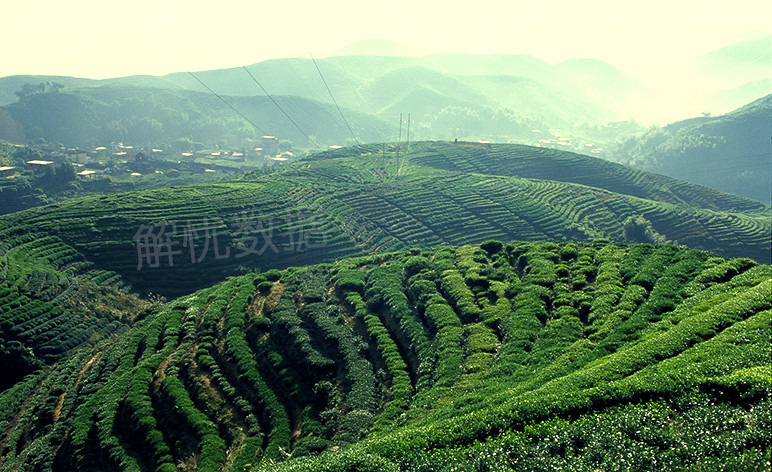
691, 34, 772, 84
1, 35, 769, 152
0, 55, 625, 148
608, 94, 772, 203
0, 74, 186, 107
0, 75, 94, 106
0, 86, 390, 148
555, 58, 654, 118
652, 34, 772, 119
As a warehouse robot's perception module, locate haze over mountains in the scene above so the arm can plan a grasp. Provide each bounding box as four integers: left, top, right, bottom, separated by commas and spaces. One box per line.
2, 36, 768, 207
1, 35, 769, 128
606, 94, 772, 204
1, 26, 771, 470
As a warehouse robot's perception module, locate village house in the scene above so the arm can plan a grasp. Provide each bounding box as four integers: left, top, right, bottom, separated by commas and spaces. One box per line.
262, 135, 279, 156
0, 166, 16, 177
77, 170, 97, 179
26, 160, 54, 171
65, 148, 89, 164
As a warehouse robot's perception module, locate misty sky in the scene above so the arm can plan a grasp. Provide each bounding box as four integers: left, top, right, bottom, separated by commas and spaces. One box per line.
2, 0, 770, 79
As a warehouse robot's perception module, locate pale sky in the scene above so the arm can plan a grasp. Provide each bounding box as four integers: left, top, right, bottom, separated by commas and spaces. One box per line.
2, 0, 770, 79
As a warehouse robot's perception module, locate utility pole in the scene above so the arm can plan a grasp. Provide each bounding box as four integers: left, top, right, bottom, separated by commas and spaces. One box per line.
406, 113, 411, 150
397, 113, 403, 156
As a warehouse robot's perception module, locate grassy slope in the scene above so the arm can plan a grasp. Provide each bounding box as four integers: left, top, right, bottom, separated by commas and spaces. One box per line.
0, 140, 767, 399
0, 240, 768, 470
0, 142, 768, 300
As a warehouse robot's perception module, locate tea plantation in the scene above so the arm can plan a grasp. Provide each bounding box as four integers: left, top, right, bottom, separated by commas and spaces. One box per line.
0, 142, 768, 300
0, 142, 770, 470
0, 240, 769, 471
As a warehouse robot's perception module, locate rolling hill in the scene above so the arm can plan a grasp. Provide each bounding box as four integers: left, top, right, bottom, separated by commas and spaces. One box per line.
0, 222, 154, 389
2, 140, 768, 392
0, 141, 767, 302
608, 94, 772, 204
0, 86, 390, 150
0, 141, 769, 470
0, 239, 769, 470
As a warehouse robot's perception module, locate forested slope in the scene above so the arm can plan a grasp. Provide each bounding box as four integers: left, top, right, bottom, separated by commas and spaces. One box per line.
608, 94, 771, 203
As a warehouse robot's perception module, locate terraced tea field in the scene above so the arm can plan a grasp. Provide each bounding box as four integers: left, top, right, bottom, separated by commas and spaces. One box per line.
1, 241, 768, 470
1, 142, 768, 300
0, 225, 152, 389
1, 142, 769, 470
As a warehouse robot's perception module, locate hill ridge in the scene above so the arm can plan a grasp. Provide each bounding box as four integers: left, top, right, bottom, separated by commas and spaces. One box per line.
0, 141, 768, 301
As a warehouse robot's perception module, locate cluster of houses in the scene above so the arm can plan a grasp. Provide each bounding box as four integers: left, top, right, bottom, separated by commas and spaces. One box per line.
1, 136, 296, 181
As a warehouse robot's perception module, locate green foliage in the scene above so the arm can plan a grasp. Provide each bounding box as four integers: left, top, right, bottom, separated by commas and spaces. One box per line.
1, 240, 770, 472
622, 214, 665, 244
333, 268, 367, 293
480, 239, 503, 255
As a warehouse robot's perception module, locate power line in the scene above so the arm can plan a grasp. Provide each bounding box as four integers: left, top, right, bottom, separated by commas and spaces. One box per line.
309, 53, 360, 146
335, 55, 390, 143
241, 66, 322, 150
187, 71, 269, 137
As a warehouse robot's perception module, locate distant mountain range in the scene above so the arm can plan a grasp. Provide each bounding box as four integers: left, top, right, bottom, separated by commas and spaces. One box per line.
0, 36, 769, 202
1, 35, 768, 138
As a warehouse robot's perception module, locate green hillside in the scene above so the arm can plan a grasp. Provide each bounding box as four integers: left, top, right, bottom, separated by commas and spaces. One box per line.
609, 94, 772, 203
0, 240, 769, 470
0, 223, 153, 390
1, 141, 768, 396
0, 86, 390, 149
0, 52, 644, 150
0, 142, 768, 301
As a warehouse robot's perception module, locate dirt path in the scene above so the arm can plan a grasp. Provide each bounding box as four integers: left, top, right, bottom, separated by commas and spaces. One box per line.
264, 282, 287, 312
52, 351, 102, 425
151, 352, 175, 393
